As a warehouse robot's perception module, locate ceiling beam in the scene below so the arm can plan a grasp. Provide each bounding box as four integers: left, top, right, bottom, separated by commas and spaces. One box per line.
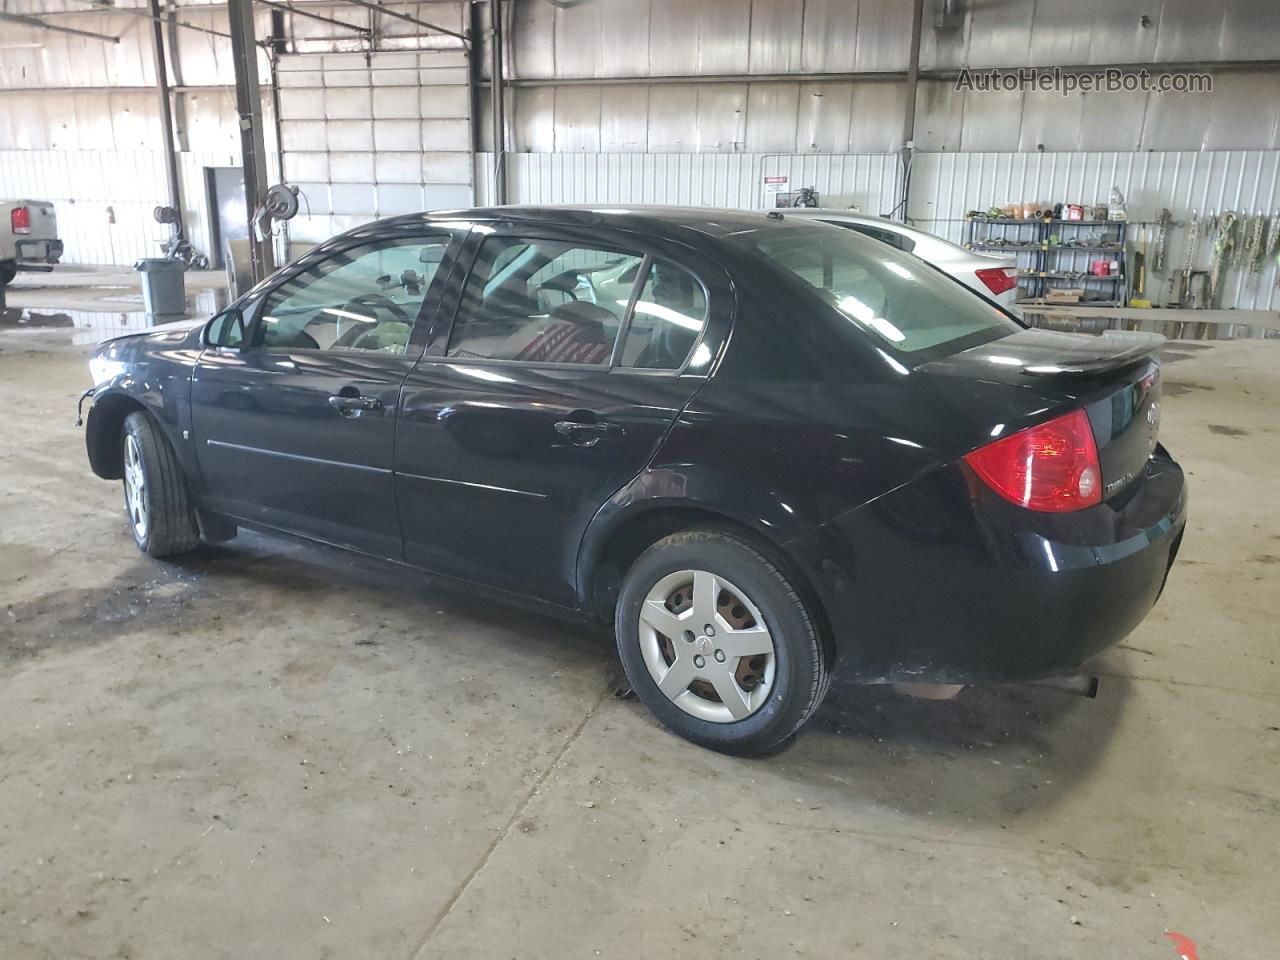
61, 0, 232, 41
338, 0, 467, 44
0, 10, 120, 43
257, 0, 370, 37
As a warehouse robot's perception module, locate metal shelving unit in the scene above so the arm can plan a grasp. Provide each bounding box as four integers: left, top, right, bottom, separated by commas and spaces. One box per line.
965, 217, 1128, 306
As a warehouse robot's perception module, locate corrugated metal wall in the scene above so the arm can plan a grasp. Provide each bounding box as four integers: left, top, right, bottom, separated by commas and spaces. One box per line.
475, 152, 902, 214
474, 148, 1280, 310
486, 0, 1280, 154
0, 148, 236, 265
910, 150, 1280, 310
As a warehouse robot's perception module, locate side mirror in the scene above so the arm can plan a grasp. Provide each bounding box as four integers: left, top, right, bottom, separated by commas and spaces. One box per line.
205, 308, 246, 350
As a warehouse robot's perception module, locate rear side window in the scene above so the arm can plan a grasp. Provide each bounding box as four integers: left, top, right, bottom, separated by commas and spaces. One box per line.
617, 258, 707, 370
448, 237, 642, 365
730, 226, 1020, 359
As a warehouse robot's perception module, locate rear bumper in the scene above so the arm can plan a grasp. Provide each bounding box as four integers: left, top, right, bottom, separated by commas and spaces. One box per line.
15, 238, 63, 263
793, 451, 1187, 684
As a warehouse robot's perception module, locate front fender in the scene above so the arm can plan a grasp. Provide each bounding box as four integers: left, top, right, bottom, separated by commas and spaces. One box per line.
83, 335, 200, 483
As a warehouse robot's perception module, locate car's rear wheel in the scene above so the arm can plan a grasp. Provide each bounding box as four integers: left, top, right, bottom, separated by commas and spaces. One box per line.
121, 411, 200, 557
614, 528, 832, 755
0, 261, 16, 286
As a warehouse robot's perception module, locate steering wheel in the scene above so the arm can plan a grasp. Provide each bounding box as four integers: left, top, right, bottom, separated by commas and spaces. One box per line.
331, 293, 411, 349
346, 292, 409, 321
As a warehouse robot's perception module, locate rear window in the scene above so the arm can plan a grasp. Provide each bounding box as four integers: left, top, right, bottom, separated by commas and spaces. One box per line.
727, 226, 1021, 360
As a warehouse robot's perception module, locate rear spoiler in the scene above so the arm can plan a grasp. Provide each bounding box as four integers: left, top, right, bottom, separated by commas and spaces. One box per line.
1019, 331, 1164, 377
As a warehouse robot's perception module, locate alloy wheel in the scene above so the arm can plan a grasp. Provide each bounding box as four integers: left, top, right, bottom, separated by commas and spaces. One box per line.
123, 433, 148, 540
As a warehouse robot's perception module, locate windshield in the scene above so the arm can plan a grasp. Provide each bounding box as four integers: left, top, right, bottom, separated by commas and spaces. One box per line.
727, 225, 1022, 361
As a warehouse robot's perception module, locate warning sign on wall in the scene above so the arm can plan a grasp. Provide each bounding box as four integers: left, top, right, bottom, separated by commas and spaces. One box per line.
762, 175, 789, 198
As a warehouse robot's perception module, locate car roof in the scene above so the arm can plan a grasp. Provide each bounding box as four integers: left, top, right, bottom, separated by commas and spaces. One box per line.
397, 204, 834, 243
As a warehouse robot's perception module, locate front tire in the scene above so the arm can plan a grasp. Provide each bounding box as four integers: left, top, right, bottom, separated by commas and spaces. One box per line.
614, 528, 832, 755
121, 411, 200, 557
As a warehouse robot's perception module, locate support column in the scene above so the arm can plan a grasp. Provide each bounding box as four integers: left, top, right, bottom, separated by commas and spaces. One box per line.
149, 0, 184, 238
896, 0, 925, 221
490, 0, 507, 205
227, 0, 275, 280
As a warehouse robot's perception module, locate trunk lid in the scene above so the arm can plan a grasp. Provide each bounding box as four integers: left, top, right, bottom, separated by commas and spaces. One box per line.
918, 327, 1164, 502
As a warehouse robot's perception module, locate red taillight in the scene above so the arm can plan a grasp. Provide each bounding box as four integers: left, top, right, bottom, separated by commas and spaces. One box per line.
975, 266, 1017, 296
11, 205, 31, 235
963, 409, 1102, 512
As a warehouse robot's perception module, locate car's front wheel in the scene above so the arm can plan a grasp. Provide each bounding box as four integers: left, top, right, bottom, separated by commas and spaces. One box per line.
614, 528, 832, 755
121, 411, 201, 557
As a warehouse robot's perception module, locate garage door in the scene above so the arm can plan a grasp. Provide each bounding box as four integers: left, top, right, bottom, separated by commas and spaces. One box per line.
276, 50, 472, 244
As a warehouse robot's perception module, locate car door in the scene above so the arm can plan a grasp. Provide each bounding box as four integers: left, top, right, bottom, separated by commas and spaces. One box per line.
190, 229, 460, 559
395, 223, 729, 606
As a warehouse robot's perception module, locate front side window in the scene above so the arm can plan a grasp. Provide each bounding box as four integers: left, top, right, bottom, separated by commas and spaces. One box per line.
728, 226, 1020, 359
254, 236, 450, 354
448, 237, 642, 365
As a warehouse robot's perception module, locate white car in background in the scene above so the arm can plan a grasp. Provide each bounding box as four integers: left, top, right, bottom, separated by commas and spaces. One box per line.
784, 209, 1021, 314
1, 199, 62, 287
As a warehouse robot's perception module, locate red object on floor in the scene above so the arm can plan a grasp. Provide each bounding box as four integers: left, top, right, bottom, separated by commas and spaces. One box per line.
1166, 932, 1199, 960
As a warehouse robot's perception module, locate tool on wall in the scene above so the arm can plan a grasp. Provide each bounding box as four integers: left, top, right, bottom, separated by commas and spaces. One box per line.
252, 183, 301, 241
1240, 214, 1268, 282
1208, 211, 1237, 306
1130, 223, 1151, 308
1171, 211, 1203, 305
1266, 214, 1280, 287
1149, 207, 1173, 275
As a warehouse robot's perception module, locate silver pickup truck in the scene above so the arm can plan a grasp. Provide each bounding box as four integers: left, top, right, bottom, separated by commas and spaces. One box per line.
1, 200, 63, 286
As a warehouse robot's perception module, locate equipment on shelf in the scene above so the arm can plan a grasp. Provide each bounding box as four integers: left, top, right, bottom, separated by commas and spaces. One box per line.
965, 213, 1127, 306
1108, 186, 1128, 222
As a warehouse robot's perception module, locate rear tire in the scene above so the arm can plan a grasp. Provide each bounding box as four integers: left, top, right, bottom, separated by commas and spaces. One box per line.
121, 411, 201, 557
614, 528, 832, 756
0, 261, 16, 286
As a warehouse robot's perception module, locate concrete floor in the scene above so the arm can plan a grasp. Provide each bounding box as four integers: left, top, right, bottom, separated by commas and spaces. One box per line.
1, 277, 1278, 959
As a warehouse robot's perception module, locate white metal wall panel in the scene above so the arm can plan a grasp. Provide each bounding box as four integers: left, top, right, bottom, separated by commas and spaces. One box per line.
475, 151, 901, 216
910, 150, 1280, 309
0, 148, 235, 266
277, 49, 473, 244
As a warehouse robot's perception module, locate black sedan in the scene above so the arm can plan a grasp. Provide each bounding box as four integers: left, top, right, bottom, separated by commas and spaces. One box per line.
82, 206, 1186, 754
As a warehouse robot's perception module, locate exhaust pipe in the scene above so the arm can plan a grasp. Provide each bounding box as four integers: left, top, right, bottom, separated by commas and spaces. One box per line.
1026, 673, 1099, 698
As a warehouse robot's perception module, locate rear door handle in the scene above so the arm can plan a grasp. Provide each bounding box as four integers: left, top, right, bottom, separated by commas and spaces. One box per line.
554, 419, 624, 446
328, 394, 384, 417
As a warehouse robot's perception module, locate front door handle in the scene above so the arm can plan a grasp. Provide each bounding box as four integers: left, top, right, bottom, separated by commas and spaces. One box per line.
554, 419, 624, 447
328, 394, 384, 417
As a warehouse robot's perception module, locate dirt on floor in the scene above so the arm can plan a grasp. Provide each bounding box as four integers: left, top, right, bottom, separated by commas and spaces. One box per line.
1, 322, 1278, 960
